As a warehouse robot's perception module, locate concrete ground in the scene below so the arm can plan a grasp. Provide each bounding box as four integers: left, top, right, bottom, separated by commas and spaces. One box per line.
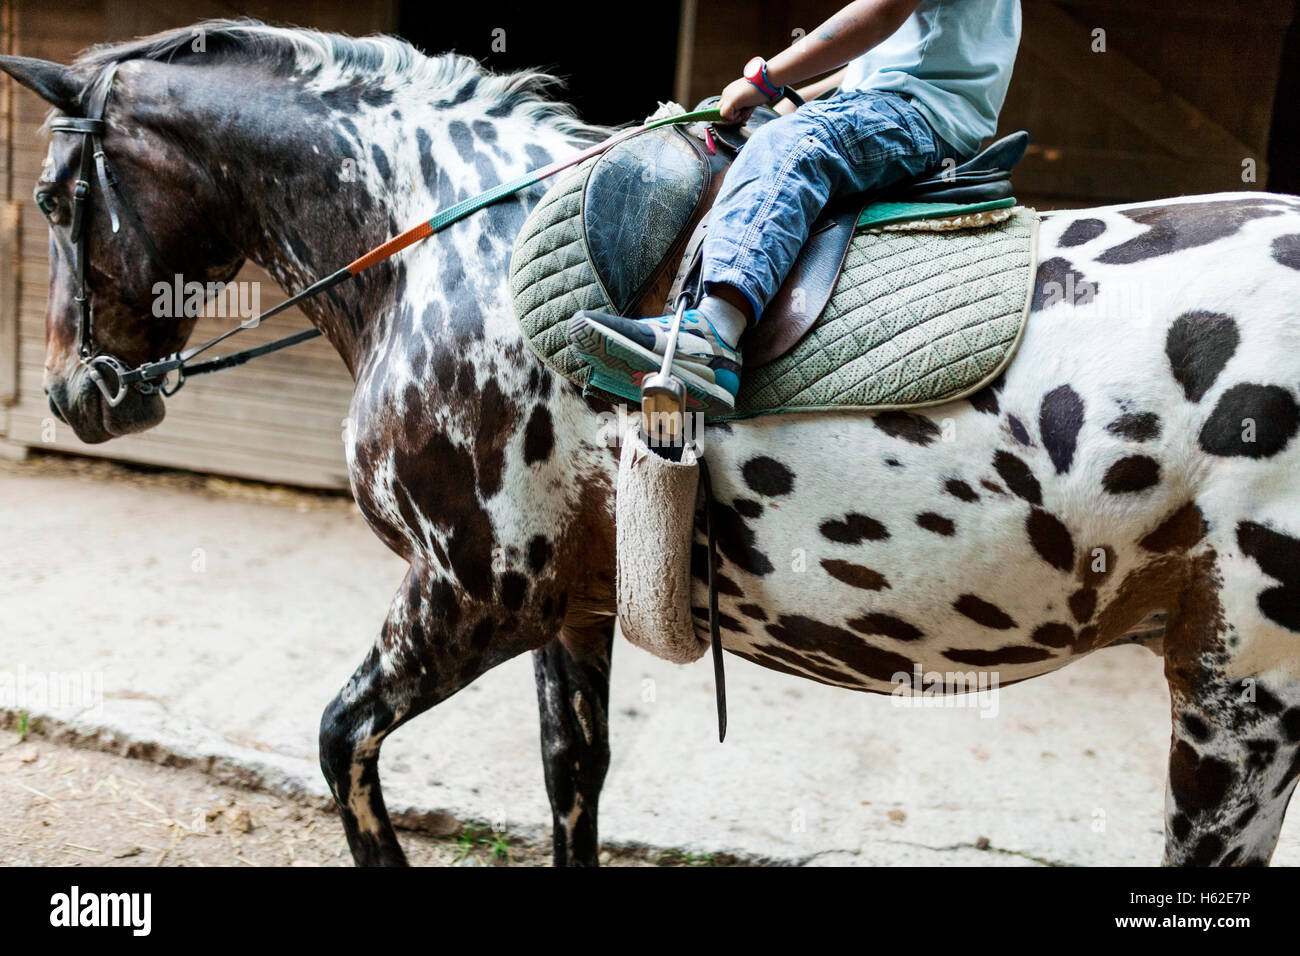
2, 452, 1297, 866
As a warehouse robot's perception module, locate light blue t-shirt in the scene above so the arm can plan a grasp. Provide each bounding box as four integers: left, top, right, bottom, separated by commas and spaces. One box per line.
841, 0, 1021, 157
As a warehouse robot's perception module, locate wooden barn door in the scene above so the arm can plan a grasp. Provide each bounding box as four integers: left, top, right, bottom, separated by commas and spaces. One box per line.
1006, 0, 1293, 207
0, 0, 392, 488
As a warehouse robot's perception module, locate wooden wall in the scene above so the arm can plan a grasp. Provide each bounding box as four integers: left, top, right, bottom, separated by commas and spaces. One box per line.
0, 0, 392, 489
677, 0, 1296, 208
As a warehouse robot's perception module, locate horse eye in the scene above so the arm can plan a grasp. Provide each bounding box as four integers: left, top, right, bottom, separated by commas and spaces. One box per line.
35, 191, 60, 216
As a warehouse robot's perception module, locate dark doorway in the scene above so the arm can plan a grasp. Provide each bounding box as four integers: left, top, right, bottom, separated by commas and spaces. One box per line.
1268, 0, 1300, 193
397, 2, 683, 127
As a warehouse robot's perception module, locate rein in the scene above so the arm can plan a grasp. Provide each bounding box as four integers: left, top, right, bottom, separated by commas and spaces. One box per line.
50, 81, 721, 406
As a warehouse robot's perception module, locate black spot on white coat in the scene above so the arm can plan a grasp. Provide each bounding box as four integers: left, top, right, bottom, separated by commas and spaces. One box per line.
1198, 384, 1300, 458
1097, 199, 1284, 264
1166, 311, 1239, 403
1039, 385, 1085, 474
1271, 233, 1300, 270
1058, 218, 1106, 247
741, 456, 795, 496
1103, 455, 1161, 494
523, 406, 555, 464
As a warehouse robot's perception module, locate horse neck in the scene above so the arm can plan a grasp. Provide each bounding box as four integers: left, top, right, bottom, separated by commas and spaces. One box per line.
204, 73, 580, 377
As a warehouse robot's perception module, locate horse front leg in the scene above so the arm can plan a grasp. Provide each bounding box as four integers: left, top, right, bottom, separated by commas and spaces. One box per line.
534, 616, 615, 866
319, 563, 548, 866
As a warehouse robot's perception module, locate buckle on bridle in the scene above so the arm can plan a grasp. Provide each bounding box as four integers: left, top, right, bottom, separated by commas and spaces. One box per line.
157, 364, 187, 398
80, 353, 130, 407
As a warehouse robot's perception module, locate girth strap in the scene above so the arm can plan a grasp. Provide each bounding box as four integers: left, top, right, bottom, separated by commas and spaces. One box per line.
698, 457, 727, 742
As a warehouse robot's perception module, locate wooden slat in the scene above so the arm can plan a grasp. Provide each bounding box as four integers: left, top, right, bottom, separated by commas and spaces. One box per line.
1054, 0, 1295, 26
5, 409, 350, 487
0, 0, 15, 408
0, 201, 17, 402
673, 0, 697, 108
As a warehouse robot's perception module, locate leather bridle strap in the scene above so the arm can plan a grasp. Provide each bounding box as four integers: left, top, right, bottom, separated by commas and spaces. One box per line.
55, 113, 101, 359
50, 63, 119, 362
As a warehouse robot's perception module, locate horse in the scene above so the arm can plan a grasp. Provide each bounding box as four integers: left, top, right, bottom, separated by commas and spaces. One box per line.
5, 20, 1300, 868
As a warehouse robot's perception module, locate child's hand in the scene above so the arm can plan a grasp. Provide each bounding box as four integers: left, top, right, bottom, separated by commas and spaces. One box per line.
718, 77, 771, 124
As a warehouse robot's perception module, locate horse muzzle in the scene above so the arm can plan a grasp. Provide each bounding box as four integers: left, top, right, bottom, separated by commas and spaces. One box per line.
46, 361, 166, 444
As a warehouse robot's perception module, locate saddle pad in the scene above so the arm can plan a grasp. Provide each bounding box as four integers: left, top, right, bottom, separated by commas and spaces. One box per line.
510, 160, 616, 388
857, 197, 1015, 230
729, 207, 1039, 418
510, 165, 1039, 417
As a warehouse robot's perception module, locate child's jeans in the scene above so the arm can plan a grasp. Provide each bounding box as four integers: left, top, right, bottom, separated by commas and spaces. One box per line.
703, 89, 963, 320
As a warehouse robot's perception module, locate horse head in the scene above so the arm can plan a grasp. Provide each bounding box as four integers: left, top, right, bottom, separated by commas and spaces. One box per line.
0, 53, 245, 443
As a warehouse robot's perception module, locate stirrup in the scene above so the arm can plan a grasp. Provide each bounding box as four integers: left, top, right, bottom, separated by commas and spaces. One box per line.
625, 291, 727, 741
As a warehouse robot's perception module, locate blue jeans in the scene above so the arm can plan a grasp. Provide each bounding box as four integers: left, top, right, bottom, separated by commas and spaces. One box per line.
703, 90, 962, 320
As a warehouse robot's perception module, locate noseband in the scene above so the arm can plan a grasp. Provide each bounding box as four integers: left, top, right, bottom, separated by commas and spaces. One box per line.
44, 74, 724, 408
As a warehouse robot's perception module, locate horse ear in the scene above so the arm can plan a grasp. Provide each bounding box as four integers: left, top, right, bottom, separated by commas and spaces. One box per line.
0, 55, 82, 113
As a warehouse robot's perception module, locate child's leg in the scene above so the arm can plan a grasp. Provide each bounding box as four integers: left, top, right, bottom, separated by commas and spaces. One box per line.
704, 90, 959, 323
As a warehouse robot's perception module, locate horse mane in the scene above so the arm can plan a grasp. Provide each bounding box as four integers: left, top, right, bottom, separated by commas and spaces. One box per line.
73, 17, 610, 139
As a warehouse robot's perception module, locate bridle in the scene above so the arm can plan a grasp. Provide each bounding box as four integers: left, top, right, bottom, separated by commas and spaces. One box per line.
48, 62, 182, 405
44, 66, 724, 408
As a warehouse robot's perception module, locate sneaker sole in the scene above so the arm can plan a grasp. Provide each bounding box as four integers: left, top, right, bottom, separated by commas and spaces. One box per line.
566, 313, 737, 416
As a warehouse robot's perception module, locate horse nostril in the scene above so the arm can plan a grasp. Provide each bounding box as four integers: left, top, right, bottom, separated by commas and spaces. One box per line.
48, 395, 68, 424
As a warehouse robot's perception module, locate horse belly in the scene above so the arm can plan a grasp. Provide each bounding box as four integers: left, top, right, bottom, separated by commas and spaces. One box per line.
685, 194, 1300, 694
697, 406, 1133, 692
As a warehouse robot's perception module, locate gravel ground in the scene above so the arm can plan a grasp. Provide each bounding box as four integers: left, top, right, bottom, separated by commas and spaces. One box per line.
0, 728, 728, 867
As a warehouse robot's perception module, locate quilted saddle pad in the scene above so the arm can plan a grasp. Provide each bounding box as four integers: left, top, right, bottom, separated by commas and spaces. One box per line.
509, 163, 1040, 419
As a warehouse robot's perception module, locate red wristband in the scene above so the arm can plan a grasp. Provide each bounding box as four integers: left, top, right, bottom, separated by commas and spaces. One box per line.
743, 56, 782, 100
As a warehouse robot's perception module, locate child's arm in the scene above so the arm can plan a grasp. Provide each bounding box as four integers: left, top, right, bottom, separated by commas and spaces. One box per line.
719, 0, 920, 121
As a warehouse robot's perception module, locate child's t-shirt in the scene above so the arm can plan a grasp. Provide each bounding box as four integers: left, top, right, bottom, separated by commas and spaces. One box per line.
840, 0, 1021, 158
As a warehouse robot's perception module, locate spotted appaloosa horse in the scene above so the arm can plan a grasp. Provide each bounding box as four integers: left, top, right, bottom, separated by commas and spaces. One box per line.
6, 21, 1300, 867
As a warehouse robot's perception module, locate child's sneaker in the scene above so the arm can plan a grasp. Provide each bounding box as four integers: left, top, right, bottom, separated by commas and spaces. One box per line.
566, 308, 742, 414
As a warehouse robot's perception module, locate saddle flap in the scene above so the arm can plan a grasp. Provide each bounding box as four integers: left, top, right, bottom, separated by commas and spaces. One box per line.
583, 126, 711, 314
956, 128, 1030, 174
896, 180, 1015, 204
743, 203, 860, 368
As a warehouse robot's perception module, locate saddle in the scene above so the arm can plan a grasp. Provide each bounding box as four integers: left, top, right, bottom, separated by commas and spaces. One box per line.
508, 107, 1038, 419
577, 104, 1029, 367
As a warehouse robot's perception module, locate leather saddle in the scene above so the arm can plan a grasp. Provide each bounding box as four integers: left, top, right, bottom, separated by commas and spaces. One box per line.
578, 103, 1029, 367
